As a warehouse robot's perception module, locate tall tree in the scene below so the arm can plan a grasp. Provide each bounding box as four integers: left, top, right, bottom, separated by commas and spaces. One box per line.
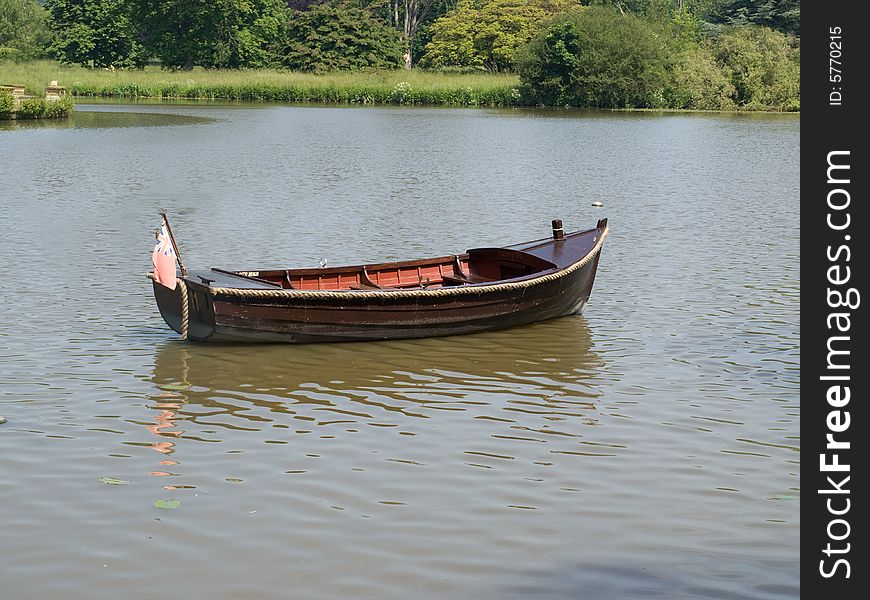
134, 0, 287, 69
419, 0, 479, 68
517, 6, 674, 107
710, 0, 799, 36
422, 0, 576, 71
713, 25, 799, 109
44, 0, 146, 67
0, 0, 51, 59
272, 3, 402, 71
385, 0, 435, 68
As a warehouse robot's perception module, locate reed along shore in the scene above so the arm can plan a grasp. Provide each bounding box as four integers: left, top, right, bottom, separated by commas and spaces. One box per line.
0, 61, 521, 107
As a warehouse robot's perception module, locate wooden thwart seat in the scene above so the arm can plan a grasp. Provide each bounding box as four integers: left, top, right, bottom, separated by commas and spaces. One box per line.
439, 255, 490, 285
441, 272, 491, 285
350, 266, 383, 290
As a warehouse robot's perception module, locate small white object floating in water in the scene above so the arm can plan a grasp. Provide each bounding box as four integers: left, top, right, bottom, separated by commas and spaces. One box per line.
319, 257, 328, 268
0, 416, 6, 425
591, 201, 604, 207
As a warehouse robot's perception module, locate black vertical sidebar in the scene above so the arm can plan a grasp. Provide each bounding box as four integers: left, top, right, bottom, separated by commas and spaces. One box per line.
803, 1, 866, 597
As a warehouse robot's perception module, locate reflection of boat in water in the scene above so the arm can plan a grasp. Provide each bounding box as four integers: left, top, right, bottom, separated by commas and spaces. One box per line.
145, 315, 610, 499
150, 317, 604, 412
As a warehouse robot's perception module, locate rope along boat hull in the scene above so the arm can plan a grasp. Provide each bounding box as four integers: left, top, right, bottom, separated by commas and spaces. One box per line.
151, 219, 608, 343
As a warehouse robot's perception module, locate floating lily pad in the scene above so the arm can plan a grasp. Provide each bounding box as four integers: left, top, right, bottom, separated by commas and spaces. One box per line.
154, 499, 181, 509
98, 477, 129, 485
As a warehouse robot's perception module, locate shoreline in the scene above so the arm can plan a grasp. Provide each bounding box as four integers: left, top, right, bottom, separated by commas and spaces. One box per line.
72, 96, 801, 116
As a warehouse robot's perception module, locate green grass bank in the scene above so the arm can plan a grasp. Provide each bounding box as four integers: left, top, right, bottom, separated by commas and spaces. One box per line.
0, 61, 521, 106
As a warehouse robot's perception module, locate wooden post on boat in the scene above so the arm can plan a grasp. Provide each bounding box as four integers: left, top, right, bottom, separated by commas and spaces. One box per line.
158, 210, 189, 276
552, 219, 565, 241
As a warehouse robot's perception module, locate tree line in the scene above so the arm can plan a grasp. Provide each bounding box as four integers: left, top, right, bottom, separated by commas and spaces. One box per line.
1, 0, 799, 110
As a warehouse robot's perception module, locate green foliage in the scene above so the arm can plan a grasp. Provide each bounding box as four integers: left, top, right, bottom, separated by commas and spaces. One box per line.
584, 0, 666, 17
0, 88, 13, 114
584, 0, 719, 21
422, 0, 576, 72
0, 0, 51, 60
710, 0, 799, 36
44, 0, 146, 68
271, 4, 403, 72
366, 0, 453, 66
421, 0, 482, 69
16, 96, 43, 116
0, 91, 73, 118
0, 45, 19, 61
42, 93, 74, 117
713, 25, 799, 110
516, 6, 673, 107
668, 3, 705, 46
133, 0, 287, 70
238, 7, 286, 68
478, 0, 578, 72
667, 44, 735, 109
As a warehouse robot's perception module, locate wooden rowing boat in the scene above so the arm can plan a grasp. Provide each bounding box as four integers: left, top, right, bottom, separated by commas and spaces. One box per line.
149, 218, 609, 343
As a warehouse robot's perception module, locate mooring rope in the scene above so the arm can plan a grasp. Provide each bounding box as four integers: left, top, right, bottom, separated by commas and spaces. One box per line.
208, 227, 608, 301
178, 279, 190, 340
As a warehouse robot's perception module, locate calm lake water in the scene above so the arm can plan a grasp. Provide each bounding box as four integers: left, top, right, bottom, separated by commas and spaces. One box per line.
1, 103, 799, 599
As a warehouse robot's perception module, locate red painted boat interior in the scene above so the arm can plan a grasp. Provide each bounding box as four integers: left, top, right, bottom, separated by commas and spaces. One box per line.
235, 247, 559, 291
